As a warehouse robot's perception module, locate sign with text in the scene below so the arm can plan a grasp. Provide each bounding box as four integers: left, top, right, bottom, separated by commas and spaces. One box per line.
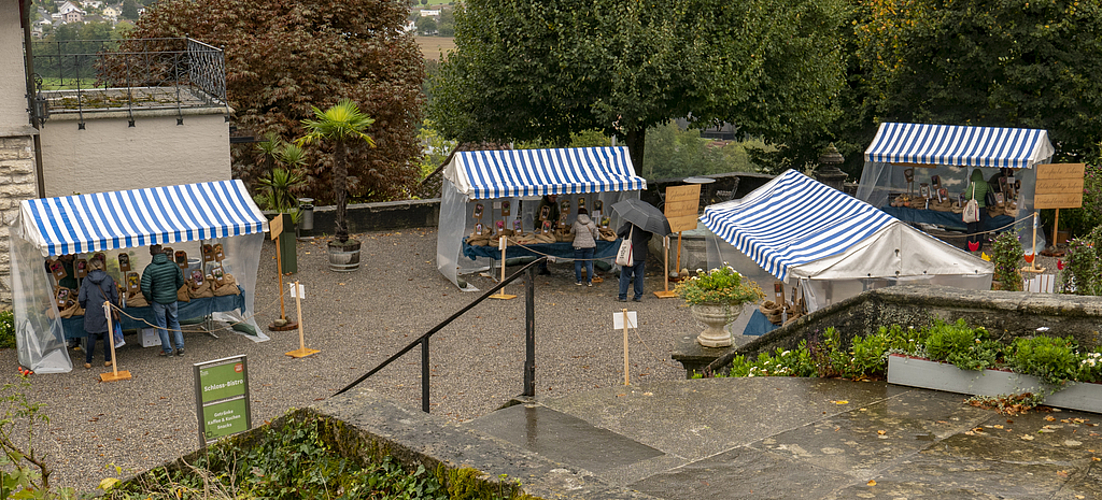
1035, 163, 1085, 209
194, 355, 251, 446
664, 184, 702, 233
269, 214, 283, 240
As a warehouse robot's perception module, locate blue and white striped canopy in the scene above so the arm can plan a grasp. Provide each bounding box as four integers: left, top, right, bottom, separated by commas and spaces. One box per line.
444, 147, 646, 199
701, 170, 897, 282
20, 180, 268, 257
864, 122, 1054, 169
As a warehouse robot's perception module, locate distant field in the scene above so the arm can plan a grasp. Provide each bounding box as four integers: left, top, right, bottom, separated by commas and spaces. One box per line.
416, 36, 456, 60
414, 0, 455, 5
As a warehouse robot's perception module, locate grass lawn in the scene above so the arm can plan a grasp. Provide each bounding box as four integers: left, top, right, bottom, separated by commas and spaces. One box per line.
415, 36, 455, 60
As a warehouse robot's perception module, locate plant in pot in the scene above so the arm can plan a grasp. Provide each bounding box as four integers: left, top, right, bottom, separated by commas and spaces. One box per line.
297, 99, 376, 272
675, 265, 764, 347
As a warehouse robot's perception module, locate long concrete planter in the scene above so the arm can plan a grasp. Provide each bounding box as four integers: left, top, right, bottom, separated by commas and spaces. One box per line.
887, 354, 1102, 414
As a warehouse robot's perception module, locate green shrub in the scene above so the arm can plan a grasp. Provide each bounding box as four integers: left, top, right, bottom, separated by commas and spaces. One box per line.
728, 340, 816, 378
1006, 336, 1083, 386
922, 320, 1000, 371
990, 232, 1024, 291
1062, 226, 1102, 295
0, 310, 14, 349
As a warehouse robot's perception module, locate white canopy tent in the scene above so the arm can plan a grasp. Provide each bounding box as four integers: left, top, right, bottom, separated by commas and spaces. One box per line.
438, 147, 647, 290
702, 170, 993, 312
11, 180, 270, 373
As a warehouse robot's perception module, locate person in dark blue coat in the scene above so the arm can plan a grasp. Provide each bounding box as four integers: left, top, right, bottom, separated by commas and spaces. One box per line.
616, 221, 652, 302
77, 258, 118, 369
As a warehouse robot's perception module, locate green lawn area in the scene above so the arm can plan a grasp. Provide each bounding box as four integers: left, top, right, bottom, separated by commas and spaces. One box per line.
412, 0, 455, 6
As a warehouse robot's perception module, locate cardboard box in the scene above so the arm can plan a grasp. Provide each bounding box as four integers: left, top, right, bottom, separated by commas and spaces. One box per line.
141, 328, 161, 348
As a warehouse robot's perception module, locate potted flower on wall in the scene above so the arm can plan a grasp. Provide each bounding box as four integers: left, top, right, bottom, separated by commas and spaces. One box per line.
675, 265, 764, 347
297, 99, 376, 272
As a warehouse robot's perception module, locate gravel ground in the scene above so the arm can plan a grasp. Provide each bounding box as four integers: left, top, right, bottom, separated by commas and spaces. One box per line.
1, 229, 691, 491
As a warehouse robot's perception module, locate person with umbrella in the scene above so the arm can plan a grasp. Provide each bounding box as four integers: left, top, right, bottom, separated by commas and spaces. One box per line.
611, 199, 671, 302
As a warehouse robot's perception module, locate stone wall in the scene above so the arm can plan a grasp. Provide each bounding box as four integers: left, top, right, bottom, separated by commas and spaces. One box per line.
0, 135, 38, 308
704, 284, 1102, 374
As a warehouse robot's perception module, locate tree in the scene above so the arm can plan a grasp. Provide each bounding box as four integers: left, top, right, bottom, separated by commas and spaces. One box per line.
297, 100, 376, 244
428, 0, 846, 170
856, 0, 1102, 163
415, 16, 436, 36
129, 0, 424, 204
436, 7, 454, 36
121, 0, 140, 20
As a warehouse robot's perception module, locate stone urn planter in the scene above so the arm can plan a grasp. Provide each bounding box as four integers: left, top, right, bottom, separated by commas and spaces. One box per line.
328, 239, 361, 272
689, 303, 742, 347
887, 354, 1102, 414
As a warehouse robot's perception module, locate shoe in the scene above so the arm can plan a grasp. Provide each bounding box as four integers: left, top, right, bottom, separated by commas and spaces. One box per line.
617, 297, 627, 302
587, 282, 593, 287
633, 297, 643, 302
576, 281, 583, 286
104, 361, 112, 368
83, 363, 91, 369
176, 348, 184, 357
158, 350, 172, 357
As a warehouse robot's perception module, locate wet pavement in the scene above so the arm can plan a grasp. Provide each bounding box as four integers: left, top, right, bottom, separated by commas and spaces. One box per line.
462, 377, 1102, 499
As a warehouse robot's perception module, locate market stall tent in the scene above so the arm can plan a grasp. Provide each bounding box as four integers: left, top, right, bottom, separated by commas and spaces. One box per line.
438, 147, 647, 290
11, 180, 270, 373
856, 122, 1055, 251
702, 170, 993, 312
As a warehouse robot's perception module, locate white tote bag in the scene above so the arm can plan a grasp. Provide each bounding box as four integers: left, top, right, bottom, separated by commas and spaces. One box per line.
615, 227, 634, 267
962, 184, 980, 223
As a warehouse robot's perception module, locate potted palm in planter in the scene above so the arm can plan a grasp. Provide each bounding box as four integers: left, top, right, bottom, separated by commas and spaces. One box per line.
297, 99, 376, 272
255, 136, 308, 274
675, 266, 764, 347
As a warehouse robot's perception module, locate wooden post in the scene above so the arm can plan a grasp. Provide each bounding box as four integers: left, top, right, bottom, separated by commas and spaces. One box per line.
269, 215, 297, 331
100, 301, 131, 382
622, 308, 630, 386
1053, 208, 1060, 248
490, 237, 516, 300
286, 282, 319, 358
1022, 211, 1046, 274
654, 235, 676, 298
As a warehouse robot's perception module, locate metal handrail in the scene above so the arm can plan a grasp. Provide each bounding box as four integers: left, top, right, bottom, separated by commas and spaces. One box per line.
334, 257, 546, 413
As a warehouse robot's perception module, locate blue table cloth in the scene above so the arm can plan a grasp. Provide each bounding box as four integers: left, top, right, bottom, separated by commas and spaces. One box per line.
463, 238, 622, 261
741, 309, 780, 337
62, 287, 246, 340
879, 206, 1015, 232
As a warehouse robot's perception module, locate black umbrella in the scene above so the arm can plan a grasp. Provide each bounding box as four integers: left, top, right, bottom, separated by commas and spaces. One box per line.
611, 199, 672, 236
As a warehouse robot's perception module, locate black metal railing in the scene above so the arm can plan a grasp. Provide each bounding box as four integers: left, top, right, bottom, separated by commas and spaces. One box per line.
334, 257, 545, 413
29, 37, 227, 122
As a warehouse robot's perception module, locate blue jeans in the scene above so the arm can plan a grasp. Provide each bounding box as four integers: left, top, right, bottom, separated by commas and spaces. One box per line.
85, 330, 111, 364
152, 301, 183, 353
574, 247, 595, 283
618, 261, 645, 300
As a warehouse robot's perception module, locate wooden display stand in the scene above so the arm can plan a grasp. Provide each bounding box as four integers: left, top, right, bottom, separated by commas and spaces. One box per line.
655, 184, 700, 298
286, 281, 319, 358
1036, 163, 1085, 258
268, 214, 298, 331
100, 302, 131, 382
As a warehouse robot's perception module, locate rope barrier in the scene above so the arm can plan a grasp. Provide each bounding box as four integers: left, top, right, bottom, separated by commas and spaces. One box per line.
107, 292, 285, 335
476, 236, 622, 262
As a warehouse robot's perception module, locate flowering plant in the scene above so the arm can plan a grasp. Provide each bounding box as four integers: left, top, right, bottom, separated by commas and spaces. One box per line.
675, 265, 764, 306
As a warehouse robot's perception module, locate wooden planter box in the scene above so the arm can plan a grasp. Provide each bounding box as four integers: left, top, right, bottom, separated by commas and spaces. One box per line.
887, 354, 1102, 414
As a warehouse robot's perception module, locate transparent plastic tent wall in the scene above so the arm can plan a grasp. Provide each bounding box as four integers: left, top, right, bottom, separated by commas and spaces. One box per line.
11, 222, 266, 374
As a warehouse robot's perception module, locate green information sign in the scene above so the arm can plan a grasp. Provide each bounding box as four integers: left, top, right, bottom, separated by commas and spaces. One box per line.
194, 355, 251, 446
202, 398, 249, 440
199, 361, 247, 403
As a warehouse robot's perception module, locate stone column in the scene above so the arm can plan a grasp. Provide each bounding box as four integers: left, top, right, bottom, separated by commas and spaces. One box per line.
814, 143, 847, 192
0, 136, 38, 309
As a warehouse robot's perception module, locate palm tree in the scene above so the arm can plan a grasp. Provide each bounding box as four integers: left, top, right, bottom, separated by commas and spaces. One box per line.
297, 99, 376, 243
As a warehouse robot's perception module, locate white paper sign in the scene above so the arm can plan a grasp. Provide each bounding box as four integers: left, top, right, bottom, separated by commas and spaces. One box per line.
498, 237, 507, 251
289, 283, 306, 299
493, 201, 502, 209
613, 311, 638, 330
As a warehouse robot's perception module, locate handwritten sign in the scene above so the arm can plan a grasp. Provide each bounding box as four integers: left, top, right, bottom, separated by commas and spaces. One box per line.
269, 215, 283, 240
664, 184, 702, 233
1035, 163, 1085, 209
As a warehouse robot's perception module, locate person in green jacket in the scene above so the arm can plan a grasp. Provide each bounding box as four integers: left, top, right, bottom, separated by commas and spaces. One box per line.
141, 244, 185, 357
965, 169, 989, 251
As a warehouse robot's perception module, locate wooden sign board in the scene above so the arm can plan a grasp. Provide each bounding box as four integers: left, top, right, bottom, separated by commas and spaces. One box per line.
664, 184, 702, 233
1035, 163, 1085, 209
269, 215, 283, 240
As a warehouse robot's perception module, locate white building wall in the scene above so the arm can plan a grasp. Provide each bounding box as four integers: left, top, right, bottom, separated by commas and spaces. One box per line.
0, 1, 30, 133
39, 110, 231, 197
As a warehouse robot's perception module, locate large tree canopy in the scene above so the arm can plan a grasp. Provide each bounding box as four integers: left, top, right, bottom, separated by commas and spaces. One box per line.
429, 0, 846, 169
130, 0, 424, 203
857, 0, 1102, 163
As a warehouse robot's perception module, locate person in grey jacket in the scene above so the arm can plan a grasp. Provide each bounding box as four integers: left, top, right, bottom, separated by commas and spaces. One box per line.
141, 244, 185, 357
571, 208, 600, 286
77, 258, 118, 369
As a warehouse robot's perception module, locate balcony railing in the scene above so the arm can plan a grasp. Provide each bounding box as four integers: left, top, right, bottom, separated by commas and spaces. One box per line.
30, 37, 227, 125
